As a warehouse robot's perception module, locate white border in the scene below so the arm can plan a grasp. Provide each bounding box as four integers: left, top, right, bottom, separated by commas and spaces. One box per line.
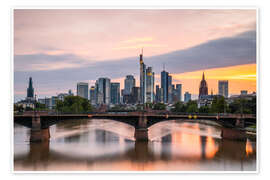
11, 7, 259, 174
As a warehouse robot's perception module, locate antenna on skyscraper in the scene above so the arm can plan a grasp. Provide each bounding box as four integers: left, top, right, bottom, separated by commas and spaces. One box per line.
163, 63, 165, 71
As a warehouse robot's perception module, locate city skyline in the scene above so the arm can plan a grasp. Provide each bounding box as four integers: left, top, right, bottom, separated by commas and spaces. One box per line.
14, 9, 256, 101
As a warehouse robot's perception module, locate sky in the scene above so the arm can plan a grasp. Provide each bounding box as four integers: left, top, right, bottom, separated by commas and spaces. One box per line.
14, 9, 257, 102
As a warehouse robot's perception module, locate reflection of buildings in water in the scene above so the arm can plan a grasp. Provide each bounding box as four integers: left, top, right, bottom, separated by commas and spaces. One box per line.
161, 134, 172, 160
246, 139, 256, 157
95, 129, 120, 143
200, 136, 207, 160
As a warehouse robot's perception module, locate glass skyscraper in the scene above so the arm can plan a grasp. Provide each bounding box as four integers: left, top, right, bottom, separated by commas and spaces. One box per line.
111, 82, 120, 104
77, 82, 89, 99
124, 75, 135, 95
97, 78, 111, 105
161, 70, 169, 103
218, 80, 229, 98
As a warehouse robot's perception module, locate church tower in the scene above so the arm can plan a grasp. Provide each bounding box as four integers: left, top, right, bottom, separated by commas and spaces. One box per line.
199, 72, 208, 99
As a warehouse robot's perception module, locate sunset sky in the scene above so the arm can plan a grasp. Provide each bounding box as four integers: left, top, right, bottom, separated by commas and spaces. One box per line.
14, 9, 257, 102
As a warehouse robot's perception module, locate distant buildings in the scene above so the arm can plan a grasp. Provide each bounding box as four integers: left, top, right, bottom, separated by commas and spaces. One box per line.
218, 80, 229, 98
124, 75, 135, 95
110, 82, 120, 104
96, 78, 111, 105
174, 84, 182, 102
146, 67, 155, 103
77, 82, 89, 99
26, 77, 34, 101
199, 72, 208, 99
184, 92, 191, 102
89, 86, 95, 104
161, 70, 169, 103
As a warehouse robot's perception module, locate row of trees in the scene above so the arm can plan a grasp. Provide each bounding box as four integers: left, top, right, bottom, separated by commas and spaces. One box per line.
55, 96, 93, 113
171, 96, 256, 114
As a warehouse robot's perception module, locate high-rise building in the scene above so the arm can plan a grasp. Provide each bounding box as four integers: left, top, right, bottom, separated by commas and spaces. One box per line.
131, 87, 140, 104
161, 70, 169, 103
155, 85, 161, 102
218, 80, 229, 98
139, 50, 147, 104
184, 92, 191, 102
199, 72, 208, 99
27, 77, 34, 100
89, 86, 96, 104
168, 75, 173, 104
124, 75, 135, 95
176, 84, 182, 101
96, 78, 111, 105
110, 82, 120, 104
146, 67, 155, 103
77, 82, 89, 99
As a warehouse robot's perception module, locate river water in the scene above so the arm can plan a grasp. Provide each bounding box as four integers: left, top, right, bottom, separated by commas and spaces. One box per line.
14, 119, 256, 171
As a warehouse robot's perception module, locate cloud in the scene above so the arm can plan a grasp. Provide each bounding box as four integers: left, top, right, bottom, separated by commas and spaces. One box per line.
14, 30, 256, 99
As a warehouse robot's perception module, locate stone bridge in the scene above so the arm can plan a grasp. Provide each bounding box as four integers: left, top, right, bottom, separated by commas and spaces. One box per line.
14, 112, 256, 142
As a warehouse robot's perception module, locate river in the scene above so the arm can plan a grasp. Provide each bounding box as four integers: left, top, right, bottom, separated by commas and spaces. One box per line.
14, 119, 256, 171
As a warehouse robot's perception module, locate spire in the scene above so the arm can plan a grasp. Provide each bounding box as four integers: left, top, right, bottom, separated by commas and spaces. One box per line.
202, 72, 205, 80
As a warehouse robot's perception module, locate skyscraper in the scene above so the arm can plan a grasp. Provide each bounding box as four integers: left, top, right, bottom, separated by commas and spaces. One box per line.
27, 77, 34, 100
89, 86, 96, 104
139, 50, 147, 104
161, 70, 169, 103
168, 75, 173, 104
110, 82, 120, 104
184, 92, 191, 102
124, 75, 135, 95
199, 72, 208, 99
97, 78, 111, 105
77, 82, 89, 99
218, 80, 229, 98
155, 85, 161, 102
146, 67, 155, 103
176, 84, 182, 102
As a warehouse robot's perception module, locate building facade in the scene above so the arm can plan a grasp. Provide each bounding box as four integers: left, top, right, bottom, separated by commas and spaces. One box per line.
218, 80, 229, 98
110, 82, 120, 104
161, 70, 169, 103
27, 77, 34, 100
176, 84, 182, 102
89, 86, 96, 104
184, 92, 191, 102
96, 78, 111, 105
124, 75, 135, 95
199, 72, 208, 99
139, 52, 147, 104
146, 67, 155, 103
77, 82, 89, 99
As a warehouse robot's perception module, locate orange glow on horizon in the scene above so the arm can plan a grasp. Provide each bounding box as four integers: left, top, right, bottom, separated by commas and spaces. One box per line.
172, 63, 256, 95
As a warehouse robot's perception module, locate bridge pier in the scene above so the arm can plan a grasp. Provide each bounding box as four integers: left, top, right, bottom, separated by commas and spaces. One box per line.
221, 128, 246, 141
30, 115, 50, 142
134, 113, 149, 141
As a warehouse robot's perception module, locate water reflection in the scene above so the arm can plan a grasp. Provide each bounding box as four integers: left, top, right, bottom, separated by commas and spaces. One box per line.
14, 119, 256, 171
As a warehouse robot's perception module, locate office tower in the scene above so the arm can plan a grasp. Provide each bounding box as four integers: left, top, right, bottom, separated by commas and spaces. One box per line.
131, 87, 140, 104
139, 50, 147, 104
184, 92, 191, 102
124, 75, 136, 95
218, 80, 229, 98
176, 84, 182, 101
161, 70, 169, 103
77, 82, 89, 99
27, 77, 34, 100
110, 82, 120, 104
168, 75, 173, 104
146, 67, 155, 103
97, 78, 111, 105
155, 85, 161, 103
199, 72, 208, 99
89, 86, 96, 104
